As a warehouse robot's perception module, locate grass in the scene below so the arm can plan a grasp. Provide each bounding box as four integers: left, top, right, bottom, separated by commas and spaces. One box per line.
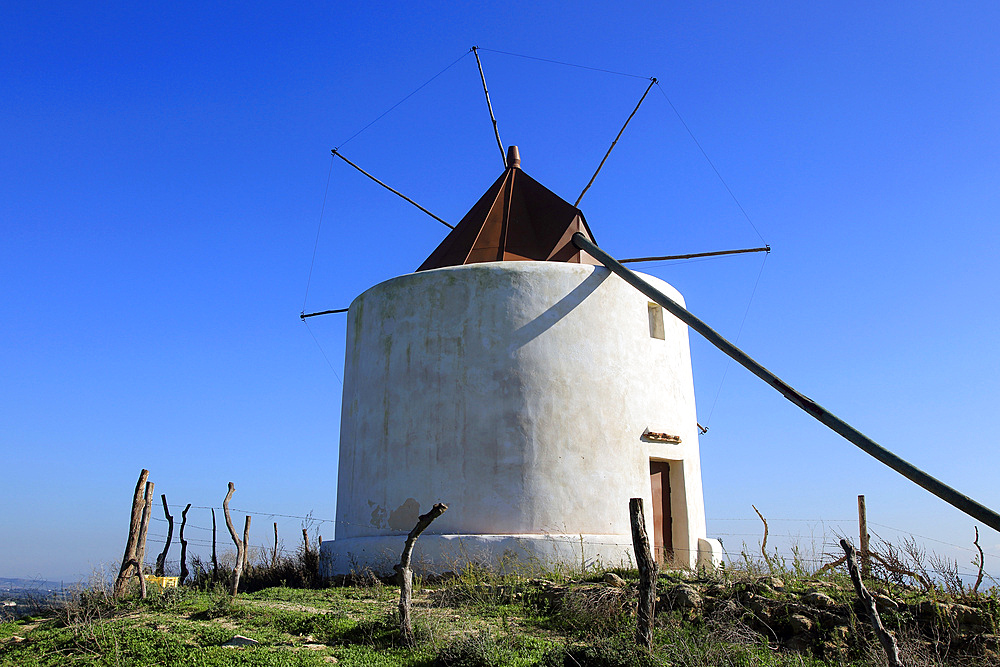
4, 544, 1000, 666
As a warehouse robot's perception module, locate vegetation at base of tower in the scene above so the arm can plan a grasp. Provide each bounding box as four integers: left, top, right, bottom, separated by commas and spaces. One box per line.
4, 542, 1000, 666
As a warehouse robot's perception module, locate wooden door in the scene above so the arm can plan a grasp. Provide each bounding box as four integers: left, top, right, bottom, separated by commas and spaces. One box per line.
649, 461, 673, 564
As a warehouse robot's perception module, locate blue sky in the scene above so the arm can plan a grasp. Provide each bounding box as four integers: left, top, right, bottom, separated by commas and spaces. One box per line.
3, 2, 1000, 582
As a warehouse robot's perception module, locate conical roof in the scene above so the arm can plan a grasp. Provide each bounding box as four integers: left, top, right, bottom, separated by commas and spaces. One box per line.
417, 146, 598, 271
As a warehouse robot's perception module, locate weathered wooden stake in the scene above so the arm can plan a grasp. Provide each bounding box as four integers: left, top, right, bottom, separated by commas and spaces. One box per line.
211, 508, 219, 582
114, 469, 150, 598
179, 503, 192, 584
154, 494, 174, 577
241, 515, 252, 574
396, 503, 448, 646
973, 526, 985, 593
753, 504, 770, 566
858, 495, 870, 579
841, 539, 902, 667
272, 522, 279, 568
135, 481, 155, 598
222, 482, 245, 596
630, 498, 657, 651
302, 528, 310, 556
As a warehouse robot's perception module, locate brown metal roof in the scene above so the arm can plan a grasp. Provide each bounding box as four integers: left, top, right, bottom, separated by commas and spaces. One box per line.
417, 146, 598, 271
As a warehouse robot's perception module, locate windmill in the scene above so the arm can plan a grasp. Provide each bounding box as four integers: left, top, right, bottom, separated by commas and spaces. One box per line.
320, 142, 722, 575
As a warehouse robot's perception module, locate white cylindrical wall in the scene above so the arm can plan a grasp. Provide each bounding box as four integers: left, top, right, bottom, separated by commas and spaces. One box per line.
324, 261, 708, 573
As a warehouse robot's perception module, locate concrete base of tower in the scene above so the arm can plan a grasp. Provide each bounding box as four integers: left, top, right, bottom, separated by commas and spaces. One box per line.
319, 533, 725, 577
319, 534, 638, 578
697, 538, 724, 571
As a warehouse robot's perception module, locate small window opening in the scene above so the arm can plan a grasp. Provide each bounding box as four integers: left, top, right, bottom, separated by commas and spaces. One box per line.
648, 302, 664, 339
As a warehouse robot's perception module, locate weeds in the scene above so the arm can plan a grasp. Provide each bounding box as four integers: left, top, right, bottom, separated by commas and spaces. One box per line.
8, 533, 1000, 666
190, 537, 323, 593
551, 584, 633, 635
435, 631, 555, 667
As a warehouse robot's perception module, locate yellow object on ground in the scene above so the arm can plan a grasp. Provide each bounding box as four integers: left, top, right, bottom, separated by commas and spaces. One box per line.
144, 575, 179, 588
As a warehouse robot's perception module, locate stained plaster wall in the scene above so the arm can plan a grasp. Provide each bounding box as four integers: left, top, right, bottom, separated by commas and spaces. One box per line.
322, 261, 716, 575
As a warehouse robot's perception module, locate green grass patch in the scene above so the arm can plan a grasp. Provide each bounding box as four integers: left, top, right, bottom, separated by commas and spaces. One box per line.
8, 557, 1000, 666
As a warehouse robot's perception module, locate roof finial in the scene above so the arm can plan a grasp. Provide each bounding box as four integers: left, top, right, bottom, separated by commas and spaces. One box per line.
506, 145, 520, 169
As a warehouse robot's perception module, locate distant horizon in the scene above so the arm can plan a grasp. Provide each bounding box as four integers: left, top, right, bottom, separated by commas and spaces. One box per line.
1, 576, 71, 591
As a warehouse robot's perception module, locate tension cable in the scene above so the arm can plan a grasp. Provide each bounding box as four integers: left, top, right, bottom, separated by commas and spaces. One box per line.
654, 82, 767, 246
476, 47, 651, 80
336, 50, 472, 150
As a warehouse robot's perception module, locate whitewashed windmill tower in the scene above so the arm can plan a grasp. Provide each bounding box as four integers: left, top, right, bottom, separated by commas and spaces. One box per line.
320, 146, 722, 575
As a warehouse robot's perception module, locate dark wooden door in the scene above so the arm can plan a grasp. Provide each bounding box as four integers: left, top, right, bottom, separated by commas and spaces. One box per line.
649, 461, 673, 564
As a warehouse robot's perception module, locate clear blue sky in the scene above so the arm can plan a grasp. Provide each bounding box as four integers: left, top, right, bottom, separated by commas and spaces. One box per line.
3, 2, 1000, 583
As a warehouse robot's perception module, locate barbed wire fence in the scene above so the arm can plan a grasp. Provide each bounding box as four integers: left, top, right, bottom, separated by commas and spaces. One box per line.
135, 503, 1000, 587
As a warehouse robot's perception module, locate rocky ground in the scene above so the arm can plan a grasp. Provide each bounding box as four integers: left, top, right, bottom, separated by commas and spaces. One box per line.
552, 570, 1000, 665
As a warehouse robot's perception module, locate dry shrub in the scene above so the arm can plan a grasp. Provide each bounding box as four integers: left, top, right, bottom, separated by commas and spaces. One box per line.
557, 584, 633, 635
189, 542, 323, 592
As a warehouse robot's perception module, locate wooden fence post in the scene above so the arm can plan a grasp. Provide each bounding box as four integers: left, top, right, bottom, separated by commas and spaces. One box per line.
858, 495, 870, 579
973, 527, 985, 593
121, 481, 155, 598
222, 482, 245, 596
114, 469, 149, 598
630, 498, 657, 651
241, 515, 252, 574
154, 494, 174, 577
841, 538, 902, 667
179, 503, 192, 584
272, 522, 279, 568
211, 508, 219, 582
396, 503, 447, 646
752, 504, 773, 568
135, 481, 154, 598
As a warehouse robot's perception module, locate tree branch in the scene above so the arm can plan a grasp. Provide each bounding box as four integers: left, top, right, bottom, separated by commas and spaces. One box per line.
396, 503, 448, 646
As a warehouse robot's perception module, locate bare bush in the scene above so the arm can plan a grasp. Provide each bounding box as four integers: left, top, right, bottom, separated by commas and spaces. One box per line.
558, 584, 634, 635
